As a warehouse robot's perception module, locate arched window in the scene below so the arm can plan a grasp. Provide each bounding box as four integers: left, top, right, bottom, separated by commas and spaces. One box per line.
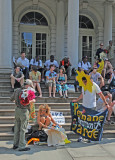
20, 12, 48, 26
79, 15, 94, 29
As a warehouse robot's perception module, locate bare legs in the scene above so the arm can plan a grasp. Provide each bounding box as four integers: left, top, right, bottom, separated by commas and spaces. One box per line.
48, 83, 56, 97
34, 82, 42, 97
38, 117, 51, 130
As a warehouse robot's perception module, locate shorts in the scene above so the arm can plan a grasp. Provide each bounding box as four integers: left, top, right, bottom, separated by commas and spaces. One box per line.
48, 81, 56, 87
46, 81, 56, 88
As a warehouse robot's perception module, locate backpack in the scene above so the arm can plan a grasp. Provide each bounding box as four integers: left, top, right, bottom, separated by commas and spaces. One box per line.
81, 61, 90, 69
27, 130, 48, 142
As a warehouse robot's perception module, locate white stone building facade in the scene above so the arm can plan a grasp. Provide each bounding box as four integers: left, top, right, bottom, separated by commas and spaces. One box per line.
0, 0, 115, 72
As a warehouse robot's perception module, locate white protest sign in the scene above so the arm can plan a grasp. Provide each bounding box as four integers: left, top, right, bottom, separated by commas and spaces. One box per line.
50, 111, 65, 124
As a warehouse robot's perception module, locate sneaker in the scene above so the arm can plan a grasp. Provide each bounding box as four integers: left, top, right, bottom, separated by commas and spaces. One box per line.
105, 120, 115, 125
87, 140, 92, 143
18, 147, 30, 151
13, 145, 18, 150
108, 120, 115, 125
77, 138, 82, 142
10, 88, 14, 92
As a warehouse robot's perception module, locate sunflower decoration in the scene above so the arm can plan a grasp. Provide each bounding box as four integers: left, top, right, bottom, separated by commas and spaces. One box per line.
76, 71, 93, 92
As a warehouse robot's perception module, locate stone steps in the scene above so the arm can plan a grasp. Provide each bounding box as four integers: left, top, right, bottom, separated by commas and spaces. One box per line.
0, 115, 115, 128
0, 122, 115, 133
0, 72, 114, 141
0, 116, 72, 124
0, 102, 71, 109
0, 131, 78, 141
0, 97, 80, 103
0, 130, 115, 141
0, 91, 79, 97
0, 109, 71, 116
0, 86, 75, 92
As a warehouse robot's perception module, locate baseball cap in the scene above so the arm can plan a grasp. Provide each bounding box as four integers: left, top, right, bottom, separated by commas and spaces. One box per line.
24, 79, 34, 88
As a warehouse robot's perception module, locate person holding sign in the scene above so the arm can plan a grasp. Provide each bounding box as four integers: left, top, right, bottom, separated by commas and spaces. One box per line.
72, 71, 110, 142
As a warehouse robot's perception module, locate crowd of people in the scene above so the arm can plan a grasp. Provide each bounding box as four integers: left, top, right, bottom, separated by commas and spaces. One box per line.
11, 52, 72, 98
10, 41, 115, 150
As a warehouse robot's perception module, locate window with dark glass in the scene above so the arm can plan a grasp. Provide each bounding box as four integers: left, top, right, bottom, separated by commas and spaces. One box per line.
79, 15, 94, 29
20, 12, 48, 26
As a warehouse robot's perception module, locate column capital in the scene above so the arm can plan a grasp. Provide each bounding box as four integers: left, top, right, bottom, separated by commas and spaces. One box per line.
56, 0, 66, 3
104, 0, 114, 6
82, 0, 89, 9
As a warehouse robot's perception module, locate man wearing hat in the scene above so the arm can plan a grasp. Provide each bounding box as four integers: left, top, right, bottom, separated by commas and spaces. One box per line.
10, 79, 35, 151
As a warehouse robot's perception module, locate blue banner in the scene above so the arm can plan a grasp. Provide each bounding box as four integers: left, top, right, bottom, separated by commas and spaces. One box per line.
70, 102, 108, 141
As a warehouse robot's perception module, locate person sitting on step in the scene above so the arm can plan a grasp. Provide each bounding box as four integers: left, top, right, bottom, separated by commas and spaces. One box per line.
56, 66, 68, 98
45, 64, 57, 98
29, 65, 42, 97
78, 56, 91, 74
17, 51, 29, 79
37, 104, 66, 146
96, 91, 115, 125
60, 57, 72, 79
10, 66, 24, 92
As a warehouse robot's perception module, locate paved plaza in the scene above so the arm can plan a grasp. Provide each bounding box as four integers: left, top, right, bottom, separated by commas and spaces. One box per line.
0, 138, 115, 160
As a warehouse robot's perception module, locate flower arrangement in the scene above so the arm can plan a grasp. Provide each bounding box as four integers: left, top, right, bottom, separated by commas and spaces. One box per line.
19, 89, 36, 106
49, 72, 57, 78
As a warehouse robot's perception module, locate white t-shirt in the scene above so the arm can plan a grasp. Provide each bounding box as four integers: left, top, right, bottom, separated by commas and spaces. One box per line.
78, 61, 91, 71
17, 57, 29, 68
44, 60, 59, 69
30, 59, 42, 67
82, 82, 102, 108
89, 72, 101, 85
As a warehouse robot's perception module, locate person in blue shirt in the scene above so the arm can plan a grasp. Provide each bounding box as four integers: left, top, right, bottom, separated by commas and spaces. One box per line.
17, 52, 29, 79
45, 64, 57, 98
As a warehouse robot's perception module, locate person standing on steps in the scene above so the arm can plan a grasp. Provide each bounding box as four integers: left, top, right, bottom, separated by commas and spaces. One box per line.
10, 79, 36, 151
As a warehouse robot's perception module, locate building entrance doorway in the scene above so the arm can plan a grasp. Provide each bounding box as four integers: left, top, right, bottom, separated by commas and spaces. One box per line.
20, 11, 49, 62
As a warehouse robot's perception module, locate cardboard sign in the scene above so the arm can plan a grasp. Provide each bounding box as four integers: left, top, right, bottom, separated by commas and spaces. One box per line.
50, 111, 65, 124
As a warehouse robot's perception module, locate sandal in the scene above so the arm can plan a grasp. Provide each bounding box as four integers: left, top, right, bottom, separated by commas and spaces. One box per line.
38, 95, 42, 98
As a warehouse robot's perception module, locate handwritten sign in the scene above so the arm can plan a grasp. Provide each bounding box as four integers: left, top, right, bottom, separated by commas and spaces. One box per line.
50, 111, 65, 124
70, 102, 108, 141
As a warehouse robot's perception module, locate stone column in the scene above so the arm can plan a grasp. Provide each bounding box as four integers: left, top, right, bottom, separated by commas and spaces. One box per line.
56, 0, 65, 62
0, 0, 12, 72
50, 25, 56, 57
104, 0, 113, 47
67, 0, 79, 68
13, 22, 20, 58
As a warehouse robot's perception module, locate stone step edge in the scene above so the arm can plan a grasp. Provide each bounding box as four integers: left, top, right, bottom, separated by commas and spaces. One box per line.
0, 123, 71, 127
0, 102, 71, 105
0, 123, 115, 128
0, 97, 78, 100
0, 130, 115, 137
0, 115, 71, 119
0, 115, 115, 119
0, 109, 71, 112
